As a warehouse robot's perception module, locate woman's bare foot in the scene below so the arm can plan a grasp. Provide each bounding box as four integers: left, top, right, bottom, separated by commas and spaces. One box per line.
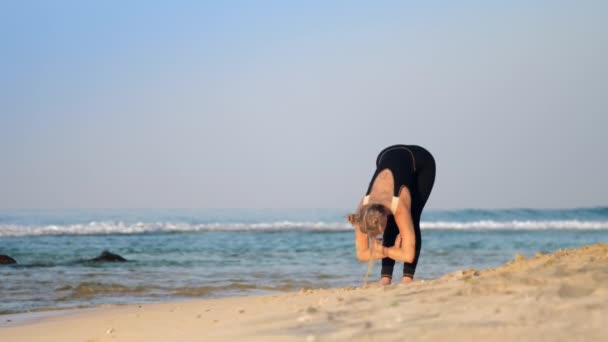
379, 276, 392, 285
401, 276, 413, 284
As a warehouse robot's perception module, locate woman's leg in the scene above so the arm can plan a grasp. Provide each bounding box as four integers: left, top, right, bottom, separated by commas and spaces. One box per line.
403, 146, 436, 279
380, 215, 399, 283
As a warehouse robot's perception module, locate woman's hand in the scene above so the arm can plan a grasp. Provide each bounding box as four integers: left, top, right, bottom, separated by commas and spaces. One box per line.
371, 238, 386, 259
393, 234, 403, 248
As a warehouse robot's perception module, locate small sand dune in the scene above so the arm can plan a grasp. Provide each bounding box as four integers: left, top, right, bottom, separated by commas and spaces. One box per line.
1, 243, 607, 341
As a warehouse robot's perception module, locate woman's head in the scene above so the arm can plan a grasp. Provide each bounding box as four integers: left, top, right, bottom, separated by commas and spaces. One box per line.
347, 204, 389, 236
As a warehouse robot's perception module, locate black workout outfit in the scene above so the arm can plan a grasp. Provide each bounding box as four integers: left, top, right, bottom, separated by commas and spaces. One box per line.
365, 145, 436, 279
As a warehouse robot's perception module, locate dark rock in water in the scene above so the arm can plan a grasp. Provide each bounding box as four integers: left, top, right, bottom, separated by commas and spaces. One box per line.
0, 255, 17, 265
89, 251, 127, 262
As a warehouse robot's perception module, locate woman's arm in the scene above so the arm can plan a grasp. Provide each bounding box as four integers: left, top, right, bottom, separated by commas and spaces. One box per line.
382, 201, 416, 263
355, 228, 385, 261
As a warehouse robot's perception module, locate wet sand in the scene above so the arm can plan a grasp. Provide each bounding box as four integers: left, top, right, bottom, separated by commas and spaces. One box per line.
1, 243, 607, 341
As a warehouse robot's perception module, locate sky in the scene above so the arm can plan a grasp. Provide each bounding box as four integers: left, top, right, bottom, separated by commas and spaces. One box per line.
0, 1, 606, 209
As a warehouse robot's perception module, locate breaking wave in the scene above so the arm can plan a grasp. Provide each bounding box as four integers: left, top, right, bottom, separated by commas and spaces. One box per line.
2, 220, 608, 237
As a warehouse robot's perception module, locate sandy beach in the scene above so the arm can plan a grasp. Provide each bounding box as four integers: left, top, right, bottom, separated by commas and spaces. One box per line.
1, 243, 607, 342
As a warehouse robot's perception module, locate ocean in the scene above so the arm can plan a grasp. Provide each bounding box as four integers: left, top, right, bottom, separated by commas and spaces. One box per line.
1, 208, 607, 315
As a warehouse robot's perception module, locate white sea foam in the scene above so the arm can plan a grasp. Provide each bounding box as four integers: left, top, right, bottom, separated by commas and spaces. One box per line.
0, 221, 350, 237
1, 220, 608, 237
422, 220, 608, 230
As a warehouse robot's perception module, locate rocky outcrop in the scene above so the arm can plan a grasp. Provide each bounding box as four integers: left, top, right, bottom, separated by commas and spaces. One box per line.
89, 251, 127, 262
0, 255, 17, 264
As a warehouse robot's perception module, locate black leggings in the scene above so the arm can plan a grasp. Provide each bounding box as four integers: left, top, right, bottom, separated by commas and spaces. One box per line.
379, 145, 436, 279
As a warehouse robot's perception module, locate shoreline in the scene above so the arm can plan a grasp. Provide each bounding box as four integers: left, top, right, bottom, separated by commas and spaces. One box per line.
1, 243, 607, 341
0, 308, 100, 328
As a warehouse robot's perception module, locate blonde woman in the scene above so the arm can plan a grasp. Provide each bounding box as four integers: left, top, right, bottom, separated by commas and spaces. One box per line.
348, 145, 435, 285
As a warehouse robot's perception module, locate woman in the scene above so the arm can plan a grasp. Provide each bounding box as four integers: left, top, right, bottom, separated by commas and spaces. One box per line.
347, 145, 436, 285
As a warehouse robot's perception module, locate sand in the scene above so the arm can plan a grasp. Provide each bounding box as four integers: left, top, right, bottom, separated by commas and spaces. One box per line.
1, 243, 607, 341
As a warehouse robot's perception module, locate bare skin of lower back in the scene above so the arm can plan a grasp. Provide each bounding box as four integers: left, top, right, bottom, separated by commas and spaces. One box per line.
368, 169, 394, 207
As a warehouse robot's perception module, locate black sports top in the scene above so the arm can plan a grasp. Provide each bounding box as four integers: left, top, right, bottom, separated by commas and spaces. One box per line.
365, 145, 416, 204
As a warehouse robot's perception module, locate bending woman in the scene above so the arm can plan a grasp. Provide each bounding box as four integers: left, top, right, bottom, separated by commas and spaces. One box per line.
347, 145, 436, 285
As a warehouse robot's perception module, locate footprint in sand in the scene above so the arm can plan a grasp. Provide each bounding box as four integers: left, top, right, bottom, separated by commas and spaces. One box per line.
557, 283, 594, 298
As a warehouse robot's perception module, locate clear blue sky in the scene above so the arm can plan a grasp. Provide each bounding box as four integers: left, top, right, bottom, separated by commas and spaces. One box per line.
0, 1, 606, 209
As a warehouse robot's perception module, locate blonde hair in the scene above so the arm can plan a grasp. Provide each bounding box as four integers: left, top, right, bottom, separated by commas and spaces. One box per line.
347, 204, 388, 236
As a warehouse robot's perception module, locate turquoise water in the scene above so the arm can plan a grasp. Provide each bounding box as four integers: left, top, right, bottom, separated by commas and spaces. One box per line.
1, 208, 608, 314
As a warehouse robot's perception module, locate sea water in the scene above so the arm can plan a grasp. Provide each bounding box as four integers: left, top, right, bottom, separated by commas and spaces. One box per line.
1, 208, 607, 314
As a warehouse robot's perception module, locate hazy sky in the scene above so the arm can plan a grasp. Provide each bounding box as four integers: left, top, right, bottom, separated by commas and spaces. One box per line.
1, 1, 606, 209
